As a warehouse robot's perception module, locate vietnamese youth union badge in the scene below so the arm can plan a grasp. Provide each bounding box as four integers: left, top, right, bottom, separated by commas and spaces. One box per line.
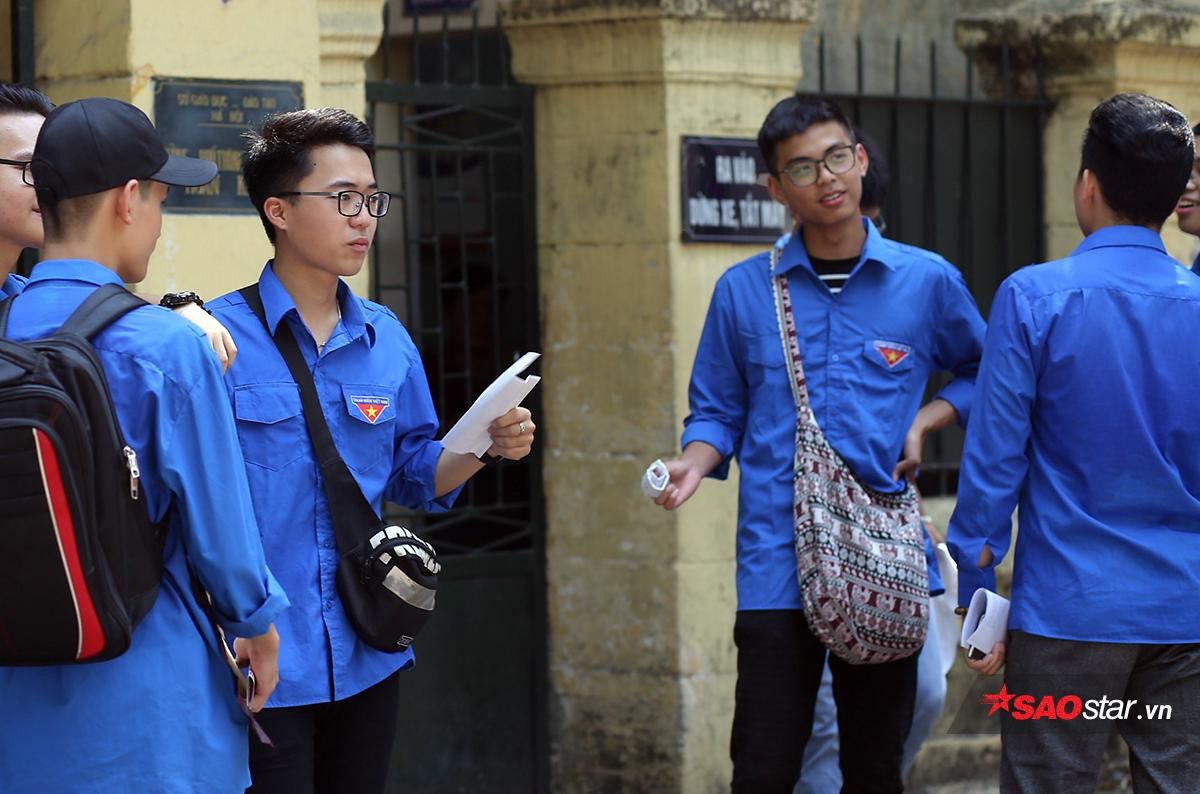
351, 395, 391, 424
872, 340, 912, 368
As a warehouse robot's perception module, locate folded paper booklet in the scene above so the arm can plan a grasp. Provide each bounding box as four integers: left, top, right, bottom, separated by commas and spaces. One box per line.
959, 587, 1010, 659
641, 459, 669, 499
442, 352, 541, 457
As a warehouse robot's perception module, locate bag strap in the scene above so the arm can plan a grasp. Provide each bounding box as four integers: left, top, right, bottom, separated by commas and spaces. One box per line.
237, 284, 381, 555
769, 247, 819, 426
58, 283, 149, 340
0, 295, 13, 337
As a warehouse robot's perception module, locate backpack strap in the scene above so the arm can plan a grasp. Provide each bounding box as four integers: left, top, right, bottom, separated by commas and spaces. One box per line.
58, 284, 149, 340
0, 295, 14, 338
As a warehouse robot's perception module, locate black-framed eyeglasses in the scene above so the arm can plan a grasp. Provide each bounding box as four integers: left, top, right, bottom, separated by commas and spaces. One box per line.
779, 144, 857, 188
0, 158, 33, 187
277, 190, 390, 218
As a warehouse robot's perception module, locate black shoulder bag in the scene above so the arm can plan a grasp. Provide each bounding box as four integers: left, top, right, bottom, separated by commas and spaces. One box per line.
239, 285, 439, 653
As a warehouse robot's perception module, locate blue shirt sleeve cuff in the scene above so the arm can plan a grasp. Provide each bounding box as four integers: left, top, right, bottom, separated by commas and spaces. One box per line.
388, 439, 461, 513
935, 379, 974, 427
681, 420, 734, 480
216, 569, 291, 638
954, 564, 997, 611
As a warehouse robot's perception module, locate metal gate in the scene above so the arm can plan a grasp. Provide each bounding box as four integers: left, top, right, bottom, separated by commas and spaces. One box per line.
807, 35, 1053, 496
365, 4, 546, 792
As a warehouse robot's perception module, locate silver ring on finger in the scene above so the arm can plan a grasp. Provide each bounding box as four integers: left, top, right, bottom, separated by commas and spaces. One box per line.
518, 421, 527, 434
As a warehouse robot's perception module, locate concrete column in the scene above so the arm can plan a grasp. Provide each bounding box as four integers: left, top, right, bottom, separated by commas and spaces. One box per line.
506, 1, 813, 789
318, 0, 387, 119
957, 1, 1200, 262
33, 0, 386, 298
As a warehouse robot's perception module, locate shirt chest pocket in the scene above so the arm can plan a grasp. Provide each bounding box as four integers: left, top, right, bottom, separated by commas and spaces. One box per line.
336, 384, 397, 475
234, 383, 306, 471
745, 333, 796, 433
858, 338, 918, 400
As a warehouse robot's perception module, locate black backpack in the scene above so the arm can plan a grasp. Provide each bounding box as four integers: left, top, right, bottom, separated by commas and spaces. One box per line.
0, 283, 165, 665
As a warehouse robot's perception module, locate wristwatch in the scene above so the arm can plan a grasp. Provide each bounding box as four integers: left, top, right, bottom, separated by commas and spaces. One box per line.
159, 291, 206, 311
477, 453, 504, 467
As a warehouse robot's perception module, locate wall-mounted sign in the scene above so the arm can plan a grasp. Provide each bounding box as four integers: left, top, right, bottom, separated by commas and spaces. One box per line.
680, 136, 788, 244
153, 78, 304, 214
404, 0, 476, 15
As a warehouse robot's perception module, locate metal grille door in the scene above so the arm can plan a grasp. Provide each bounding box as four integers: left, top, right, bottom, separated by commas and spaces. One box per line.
367, 6, 546, 791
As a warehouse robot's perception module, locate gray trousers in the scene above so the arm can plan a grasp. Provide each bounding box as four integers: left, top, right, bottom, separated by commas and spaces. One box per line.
1000, 630, 1200, 794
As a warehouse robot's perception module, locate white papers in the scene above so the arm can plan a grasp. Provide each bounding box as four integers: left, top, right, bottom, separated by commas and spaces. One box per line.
641, 459, 669, 499
441, 352, 541, 457
932, 542, 960, 676
959, 588, 1010, 658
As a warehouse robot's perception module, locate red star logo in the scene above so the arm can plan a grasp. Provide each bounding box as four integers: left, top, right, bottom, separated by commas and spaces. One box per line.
981, 683, 1015, 716
878, 346, 908, 367
354, 401, 384, 423
872, 340, 911, 368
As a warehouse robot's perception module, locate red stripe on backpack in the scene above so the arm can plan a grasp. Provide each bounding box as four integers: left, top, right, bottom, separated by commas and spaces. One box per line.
34, 428, 106, 660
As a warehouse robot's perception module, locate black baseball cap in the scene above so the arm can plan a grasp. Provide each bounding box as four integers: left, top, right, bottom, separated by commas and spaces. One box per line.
31, 97, 217, 200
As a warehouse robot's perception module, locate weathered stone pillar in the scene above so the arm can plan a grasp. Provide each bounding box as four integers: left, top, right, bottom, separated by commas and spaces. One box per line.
318, 0, 387, 120
33, 0, 385, 297
957, 1, 1200, 262
505, 1, 814, 789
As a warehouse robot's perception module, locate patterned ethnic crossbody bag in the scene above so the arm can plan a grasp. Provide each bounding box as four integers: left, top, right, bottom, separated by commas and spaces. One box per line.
769, 246, 928, 664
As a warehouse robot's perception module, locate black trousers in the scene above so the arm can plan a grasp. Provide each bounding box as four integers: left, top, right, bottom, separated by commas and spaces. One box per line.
730, 609, 918, 794
1000, 631, 1200, 794
247, 671, 401, 794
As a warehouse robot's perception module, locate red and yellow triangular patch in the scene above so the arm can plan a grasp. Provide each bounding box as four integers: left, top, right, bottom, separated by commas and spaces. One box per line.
873, 340, 911, 368
350, 395, 390, 424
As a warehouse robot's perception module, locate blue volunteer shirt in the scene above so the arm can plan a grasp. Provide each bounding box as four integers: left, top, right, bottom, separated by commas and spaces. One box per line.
1, 270, 27, 298
685, 219, 985, 610
209, 263, 461, 707
772, 231, 947, 595
949, 226, 1200, 643
0, 260, 289, 793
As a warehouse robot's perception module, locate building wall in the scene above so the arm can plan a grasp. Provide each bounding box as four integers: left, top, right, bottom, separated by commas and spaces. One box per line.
31, 0, 383, 299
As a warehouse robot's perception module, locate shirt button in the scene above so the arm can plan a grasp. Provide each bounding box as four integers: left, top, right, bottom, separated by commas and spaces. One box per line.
324, 599, 333, 610
831, 353, 840, 362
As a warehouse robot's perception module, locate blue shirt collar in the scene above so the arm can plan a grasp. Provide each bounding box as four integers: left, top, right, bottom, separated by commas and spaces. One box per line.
25, 259, 125, 288
776, 217, 893, 275
258, 261, 376, 349
1, 272, 24, 298
1072, 225, 1167, 257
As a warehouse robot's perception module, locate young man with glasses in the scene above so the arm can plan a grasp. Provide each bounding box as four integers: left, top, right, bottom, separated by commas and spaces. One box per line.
655, 94, 986, 792
792, 127, 950, 794
207, 107, 536, 793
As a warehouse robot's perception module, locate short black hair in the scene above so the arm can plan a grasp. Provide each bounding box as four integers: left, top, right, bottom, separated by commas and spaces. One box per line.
0, 82, 52, 118
1080, 93, 1194, 227
855, 127, 888, 212
241, 107, 375, 243
758, 94, 855, 176
39, 182, 154, 243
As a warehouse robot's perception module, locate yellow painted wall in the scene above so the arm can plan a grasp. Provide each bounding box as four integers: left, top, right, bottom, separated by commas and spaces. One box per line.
34, 0, 384, 300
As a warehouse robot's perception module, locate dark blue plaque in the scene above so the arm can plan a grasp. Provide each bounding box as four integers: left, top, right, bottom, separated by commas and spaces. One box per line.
403, 0, 475, 15
680, 136, 788, 244
153, 78, 304, 214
